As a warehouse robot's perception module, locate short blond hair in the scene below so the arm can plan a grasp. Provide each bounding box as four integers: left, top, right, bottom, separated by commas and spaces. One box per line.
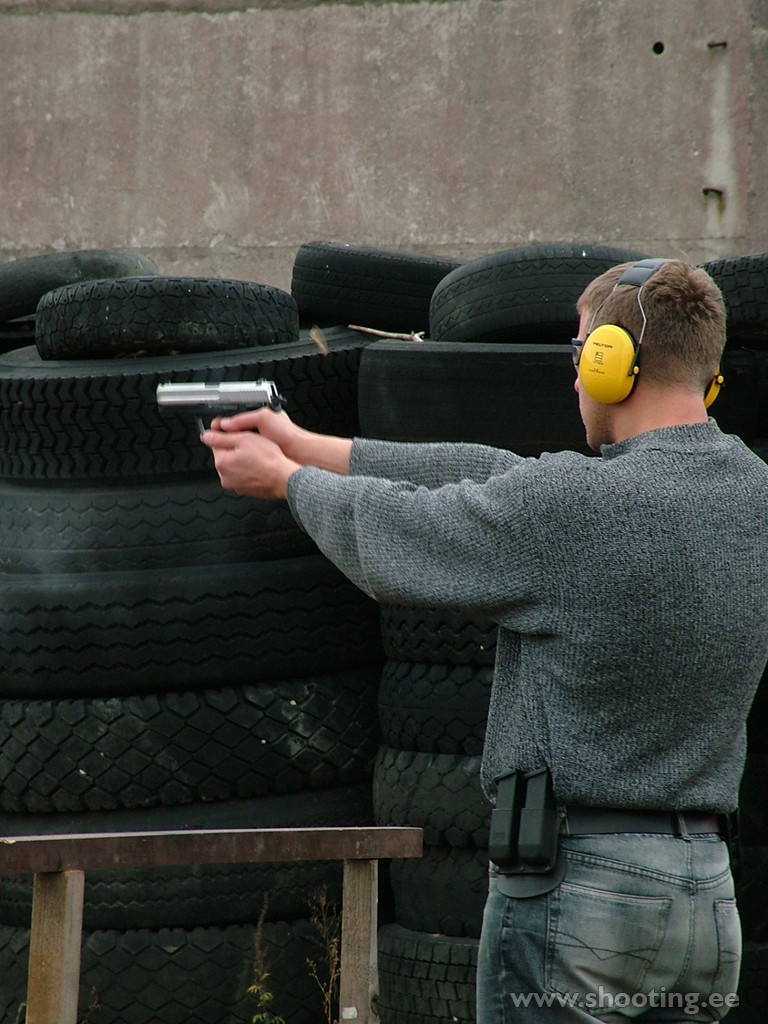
577, 259, 726, 391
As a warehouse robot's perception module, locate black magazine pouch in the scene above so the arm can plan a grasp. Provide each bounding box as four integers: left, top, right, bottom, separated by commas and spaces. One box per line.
489, 767, 566, 898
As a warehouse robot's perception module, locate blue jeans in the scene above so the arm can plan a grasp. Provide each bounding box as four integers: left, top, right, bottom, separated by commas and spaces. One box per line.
476, 832, 741, 1022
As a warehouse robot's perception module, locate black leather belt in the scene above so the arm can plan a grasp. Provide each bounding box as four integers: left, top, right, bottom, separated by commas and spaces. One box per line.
563, 806, 721, 836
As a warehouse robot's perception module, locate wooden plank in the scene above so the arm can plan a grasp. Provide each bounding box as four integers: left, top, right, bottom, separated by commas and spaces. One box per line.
26, 870, 85, 1024
9, 827, 421, 1024
339, 859, 378, 1024
0, 826, 422, 875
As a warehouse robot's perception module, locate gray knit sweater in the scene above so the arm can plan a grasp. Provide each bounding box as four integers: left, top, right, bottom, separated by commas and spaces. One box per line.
287, 420, 768, 812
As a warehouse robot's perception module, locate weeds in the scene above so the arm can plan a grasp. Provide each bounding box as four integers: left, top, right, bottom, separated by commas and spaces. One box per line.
248, 898, 287, 1024
306, 886, 340, 1024
249, 885, 341, 1024
79, 988, 100, 1024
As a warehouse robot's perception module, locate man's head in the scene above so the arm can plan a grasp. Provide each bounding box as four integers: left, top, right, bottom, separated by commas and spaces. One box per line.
576, 258, 726, 394
573, 259, 726, 450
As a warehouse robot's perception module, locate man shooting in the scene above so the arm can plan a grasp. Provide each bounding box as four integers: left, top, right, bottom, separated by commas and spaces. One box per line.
202, 258, 768, 1022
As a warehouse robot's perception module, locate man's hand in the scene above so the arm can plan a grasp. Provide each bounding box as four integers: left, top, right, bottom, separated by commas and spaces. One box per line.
208, 407, 304, 459
201, 406, 353, 497
204, 407, 353, 481
201, 420, 301, 500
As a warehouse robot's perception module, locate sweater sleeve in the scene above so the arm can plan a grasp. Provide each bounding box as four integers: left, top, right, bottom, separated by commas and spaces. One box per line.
349, 437, 523, 488
286, 461, 547, 626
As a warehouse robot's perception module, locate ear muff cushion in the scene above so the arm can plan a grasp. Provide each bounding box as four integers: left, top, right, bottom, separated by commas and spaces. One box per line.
578, 323, 639, 404
704, 370, 723, 408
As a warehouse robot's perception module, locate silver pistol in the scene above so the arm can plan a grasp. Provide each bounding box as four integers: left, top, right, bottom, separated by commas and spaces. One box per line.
156, 380, 286, 433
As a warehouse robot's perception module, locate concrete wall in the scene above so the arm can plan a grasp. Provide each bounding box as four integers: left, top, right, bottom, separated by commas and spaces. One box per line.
1, 0, 767, 295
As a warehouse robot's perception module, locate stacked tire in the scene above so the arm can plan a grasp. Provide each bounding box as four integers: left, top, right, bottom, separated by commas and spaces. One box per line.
711, 251, 768, 1022
373, 612, 493, 1024
0, 249, 160, 355
354, 244, 768, 1023
0, 252, 384, 1024
291, 240, 463, 335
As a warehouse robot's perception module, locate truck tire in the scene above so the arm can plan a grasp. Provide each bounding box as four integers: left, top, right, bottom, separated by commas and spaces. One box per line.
35, 276, 299, 359
291, 240, 462, 333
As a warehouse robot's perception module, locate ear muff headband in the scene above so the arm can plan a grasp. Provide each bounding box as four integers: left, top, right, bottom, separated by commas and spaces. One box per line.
578, 258, 670, 405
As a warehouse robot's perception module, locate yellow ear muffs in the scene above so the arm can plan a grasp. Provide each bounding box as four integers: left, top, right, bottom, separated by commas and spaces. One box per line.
578, 323, 640, 405
704, 368, 724, 408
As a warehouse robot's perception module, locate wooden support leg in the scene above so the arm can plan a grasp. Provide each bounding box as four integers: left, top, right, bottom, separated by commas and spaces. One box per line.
26, 870, 85, 1024
339, 858, 378, 1023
